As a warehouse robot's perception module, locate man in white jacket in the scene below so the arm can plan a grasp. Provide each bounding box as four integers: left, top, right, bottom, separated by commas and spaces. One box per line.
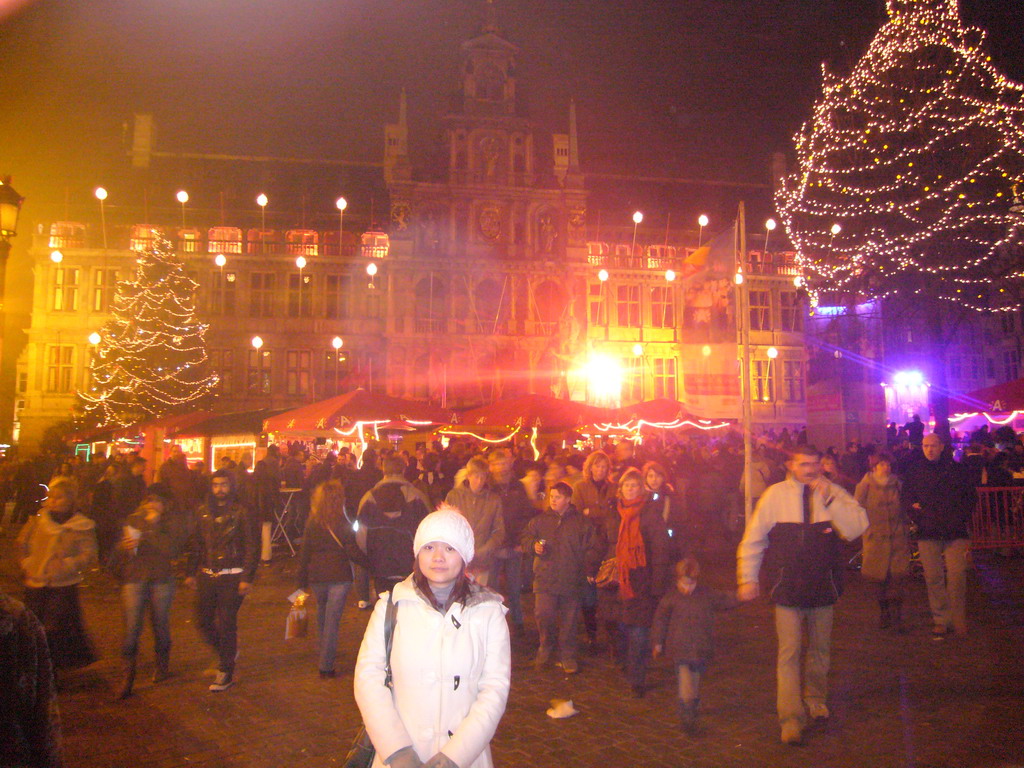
737, 445, 867, 746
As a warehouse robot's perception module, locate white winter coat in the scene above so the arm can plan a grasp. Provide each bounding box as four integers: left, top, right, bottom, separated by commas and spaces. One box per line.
353, 576, 511, 768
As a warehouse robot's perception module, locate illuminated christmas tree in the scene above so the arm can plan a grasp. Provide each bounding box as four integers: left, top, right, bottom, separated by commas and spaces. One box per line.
79, 233, 218, 426
776, 0, 1024, 313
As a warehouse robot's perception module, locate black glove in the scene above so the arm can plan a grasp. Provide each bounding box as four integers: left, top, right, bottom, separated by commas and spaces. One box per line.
385, 746, 423, 768
423, 753, 458, 768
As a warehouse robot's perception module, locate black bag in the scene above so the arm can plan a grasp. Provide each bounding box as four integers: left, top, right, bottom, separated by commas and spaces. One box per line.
343, 590, 397, 768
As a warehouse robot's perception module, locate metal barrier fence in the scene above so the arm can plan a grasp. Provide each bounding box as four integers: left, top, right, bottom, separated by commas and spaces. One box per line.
971, 486, 1024, 549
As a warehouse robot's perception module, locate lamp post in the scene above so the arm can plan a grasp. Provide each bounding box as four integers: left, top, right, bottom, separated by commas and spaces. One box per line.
251, 335, 265, 394
295, 256, 307, 316
336, 197, 347, 256
598, 268, 610, 340
697, 213, 709, 248
366, 261, 378, 290
764, 217, 776, 253
94, 187, 108, 250
630, 210, 643, 263
257, 193, 268, 232
332, 335, 344, 395
176, 190, 189, 230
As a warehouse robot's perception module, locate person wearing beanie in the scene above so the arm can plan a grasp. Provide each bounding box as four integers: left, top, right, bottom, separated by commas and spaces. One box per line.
354, 505, 511, 768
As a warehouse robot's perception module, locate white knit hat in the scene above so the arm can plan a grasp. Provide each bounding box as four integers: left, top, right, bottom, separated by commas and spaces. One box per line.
413, 504, 475, 566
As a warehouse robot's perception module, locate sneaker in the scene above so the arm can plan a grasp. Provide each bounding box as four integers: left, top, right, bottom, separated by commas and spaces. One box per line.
533, 649, 551, 669
780, 719, 803, 745
931, 625, 950, 641
357, 600, 371, 610
808, 702, 830, 720
557, 659, 579, 674
209, 672, 234, 692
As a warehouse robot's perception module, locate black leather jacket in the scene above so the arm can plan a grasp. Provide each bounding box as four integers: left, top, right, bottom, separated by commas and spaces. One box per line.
187, 499, 259, 582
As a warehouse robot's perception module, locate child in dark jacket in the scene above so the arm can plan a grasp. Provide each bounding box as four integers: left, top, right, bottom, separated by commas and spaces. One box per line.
651, 557, 739, 734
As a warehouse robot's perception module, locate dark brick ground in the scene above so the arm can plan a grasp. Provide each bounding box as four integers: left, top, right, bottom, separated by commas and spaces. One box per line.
3, 527, 1023, 768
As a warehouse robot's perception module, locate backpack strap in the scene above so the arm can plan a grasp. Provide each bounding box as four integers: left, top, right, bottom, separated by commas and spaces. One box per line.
383, 588, 397, 689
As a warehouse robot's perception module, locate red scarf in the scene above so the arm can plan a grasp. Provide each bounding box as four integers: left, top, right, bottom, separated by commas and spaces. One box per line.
616, 495, 648, 600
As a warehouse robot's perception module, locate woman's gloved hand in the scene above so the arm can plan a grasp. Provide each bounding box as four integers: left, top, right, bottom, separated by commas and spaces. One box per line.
385, 746, 423, 768
423, 753, 458, 768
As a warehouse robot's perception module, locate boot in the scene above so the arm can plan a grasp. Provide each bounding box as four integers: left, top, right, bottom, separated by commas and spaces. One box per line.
582, 606, 599, 651
890, 598, 906, 634
152, 653, 170, 683
879, 599, 891, 630
680, 699, 705, 736
115, 661, 136, 700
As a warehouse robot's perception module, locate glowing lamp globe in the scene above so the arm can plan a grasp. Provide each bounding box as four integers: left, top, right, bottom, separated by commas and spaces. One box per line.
767, 346, 779, 359
295, 256, 307, 270
94, 187, 108, 202
50, 250, 63, 264
251, 336, 264, 350
698, 214, 709, 228
256, 193, 268, 208
366, 262, 378, 277
765, 218, 777, 232
214, 254, 227, 268
332, 336, 344, 350
830, 223, 842, 236
336, 197, 348, 211
665, 269, 676, 282
632, 211, 643, 225
88, 332, 101, 345
597, 269, 609, 282
176, 190, 189, 204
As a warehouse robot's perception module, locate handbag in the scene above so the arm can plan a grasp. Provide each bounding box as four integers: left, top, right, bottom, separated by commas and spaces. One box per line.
343, 590, 397, 768
595, 557, 619, 590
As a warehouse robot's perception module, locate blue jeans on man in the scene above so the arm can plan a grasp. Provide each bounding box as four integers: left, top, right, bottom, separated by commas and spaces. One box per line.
492, 548, 524, 627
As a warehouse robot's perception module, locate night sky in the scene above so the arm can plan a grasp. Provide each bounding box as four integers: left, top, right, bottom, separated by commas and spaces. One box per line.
1, 0, 1022, 230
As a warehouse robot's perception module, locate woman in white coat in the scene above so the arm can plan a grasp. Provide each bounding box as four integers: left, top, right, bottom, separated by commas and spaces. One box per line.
354, 505, 511, 768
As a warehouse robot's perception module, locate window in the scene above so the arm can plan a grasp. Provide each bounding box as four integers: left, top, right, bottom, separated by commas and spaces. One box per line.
949, 356, 962, 382
17, 372, 27, 394
1000, 313, 1016, 334
782, 360, 805, 402
324, 274, 351, 319
749, 290, 770, 331
287, 273, 312, 318
616, 284, 641, 327
92, 268, 118, 312
588, 282, 605, 325
209, 349, 233, 394
209, 271, 237, 315
650, 286, 675, 328
325, 348, 348, 396
247, 348, 272, 394
53, 267, 79, 311
1004, 349, 1020, 381
622, 358, 642, 403
46, 345, 74, 392
780, 291, 802, 332
752, 360, 774, 402
250, 273, 275, 317
285, 350, 311, 395
652, 357, 677, 399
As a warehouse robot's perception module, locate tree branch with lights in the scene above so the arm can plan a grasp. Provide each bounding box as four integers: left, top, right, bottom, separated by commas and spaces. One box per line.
79, 233, 218, 427
776, 0, 1024, 313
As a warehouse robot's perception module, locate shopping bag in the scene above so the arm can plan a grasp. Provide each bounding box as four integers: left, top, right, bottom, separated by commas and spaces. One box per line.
285, 600, 308, 640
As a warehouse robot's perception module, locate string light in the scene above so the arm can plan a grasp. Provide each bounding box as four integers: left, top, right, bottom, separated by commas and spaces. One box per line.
776, 0, 1024, 312
79, 232, 219, 426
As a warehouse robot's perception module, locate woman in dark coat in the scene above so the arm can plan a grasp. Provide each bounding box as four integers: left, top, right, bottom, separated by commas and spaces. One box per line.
297, 479, 370, 677
607, 468, 672, 697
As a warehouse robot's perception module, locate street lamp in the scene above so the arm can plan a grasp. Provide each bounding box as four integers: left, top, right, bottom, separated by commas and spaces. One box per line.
631, 210, 643, 261
336, 196, 347, 256
50, 250, 63, 264
94, 187, 108, 250
257, 193, 268, 231
764, 217, 777, 253
331, 335, 344, 396
366, 261, 378, 289
88, 331, 101, 346
252, 335, 265, 394
176, 190, 189, 229
598, 268, 610, 338
697, 214, 709, 248
295, 255, 307, 316
766, 347, 779, 404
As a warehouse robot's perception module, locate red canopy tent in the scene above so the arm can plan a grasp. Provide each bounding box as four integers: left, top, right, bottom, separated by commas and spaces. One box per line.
451, 394, 614, 434
949, 377, 1024, 413
262, 390, 451, 438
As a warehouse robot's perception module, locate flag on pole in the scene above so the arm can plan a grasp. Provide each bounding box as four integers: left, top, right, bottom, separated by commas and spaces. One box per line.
681, 220, 737, 282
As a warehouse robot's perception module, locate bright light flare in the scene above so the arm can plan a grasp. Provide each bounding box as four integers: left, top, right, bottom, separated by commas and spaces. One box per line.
584, 354, 623, 405
893, 370, 925, 387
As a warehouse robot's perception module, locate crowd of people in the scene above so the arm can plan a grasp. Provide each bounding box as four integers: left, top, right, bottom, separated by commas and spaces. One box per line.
1, 416, 1022, 765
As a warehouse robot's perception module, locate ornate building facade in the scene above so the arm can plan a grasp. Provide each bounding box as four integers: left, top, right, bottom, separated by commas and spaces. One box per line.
12, 12, 809, 451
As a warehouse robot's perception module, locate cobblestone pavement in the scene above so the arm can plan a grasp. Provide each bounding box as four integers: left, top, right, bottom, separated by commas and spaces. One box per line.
2, 528, 1023, 768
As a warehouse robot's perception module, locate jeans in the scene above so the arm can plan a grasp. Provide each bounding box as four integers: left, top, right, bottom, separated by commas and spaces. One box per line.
492, 549, 524, 626
534, 593, 580, 663
775, 604, 833, 725
121, 580, 175, 662
196, 573, 245, 675
311, 581, 352, 673
621, 624, 650, 689
917, 538, 970, 632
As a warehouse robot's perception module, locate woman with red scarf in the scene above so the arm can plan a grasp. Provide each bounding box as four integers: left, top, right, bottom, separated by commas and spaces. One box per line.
606, 467, 672, 697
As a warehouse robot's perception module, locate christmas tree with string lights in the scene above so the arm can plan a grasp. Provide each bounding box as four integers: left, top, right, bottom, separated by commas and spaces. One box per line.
776, 0, 1024, 313
79, 233, 218, 427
